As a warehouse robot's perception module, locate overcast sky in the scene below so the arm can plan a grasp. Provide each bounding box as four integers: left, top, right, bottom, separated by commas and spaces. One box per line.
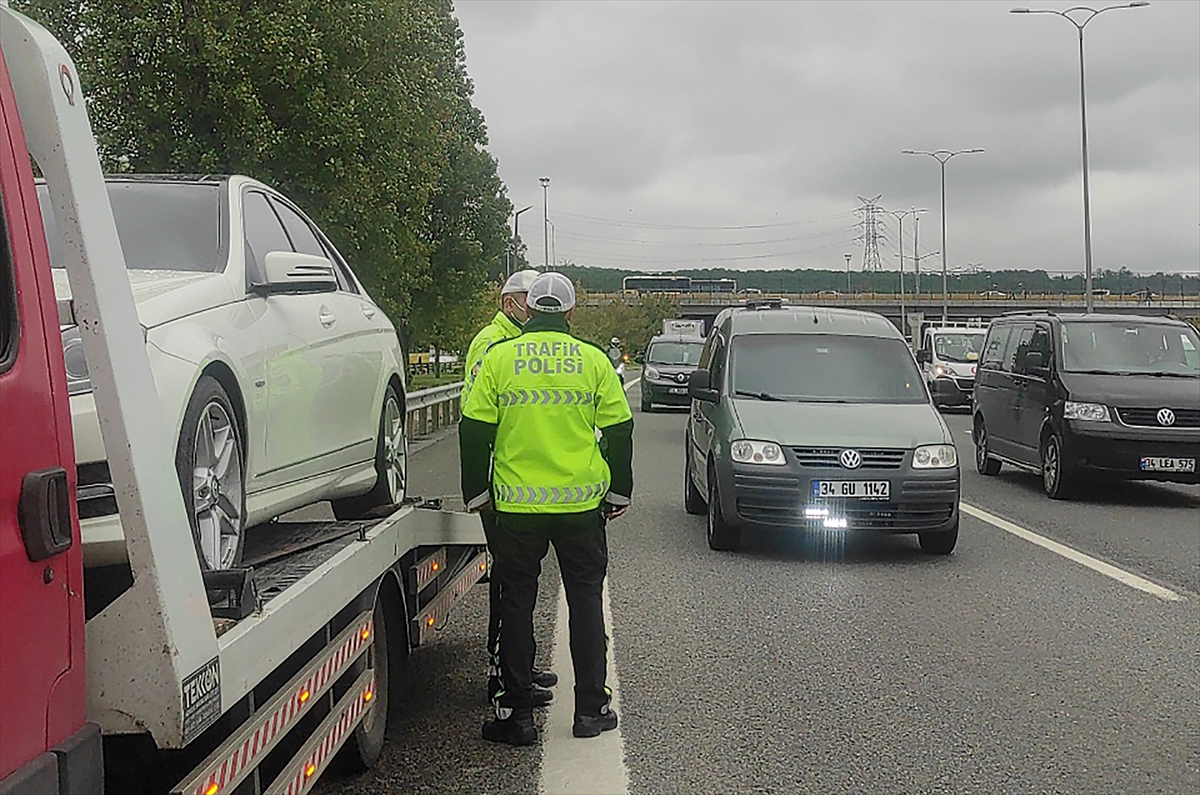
454, 0, 1199, 277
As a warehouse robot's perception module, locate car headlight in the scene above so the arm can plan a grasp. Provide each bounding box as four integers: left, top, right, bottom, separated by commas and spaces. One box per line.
913, 444, 957, 469
60, 326, 93, 396
644, 366, 660, 381
1064, 401, 1110, 422
934, 365, 947, 378
731, 439, 786, 466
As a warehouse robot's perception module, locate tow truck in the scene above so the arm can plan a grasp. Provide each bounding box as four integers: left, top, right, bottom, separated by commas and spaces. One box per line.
0, 6, 485, 793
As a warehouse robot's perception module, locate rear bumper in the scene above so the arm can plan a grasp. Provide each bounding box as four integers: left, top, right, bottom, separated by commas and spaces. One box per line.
716, 459, 960, 533
1064, 423, 1200, 484
0, 724, 102, 795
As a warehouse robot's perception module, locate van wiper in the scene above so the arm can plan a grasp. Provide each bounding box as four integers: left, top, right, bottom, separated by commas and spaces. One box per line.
1140, 371, 1199, 378
734, 390, 786, 401
1069, 369, 1134, 376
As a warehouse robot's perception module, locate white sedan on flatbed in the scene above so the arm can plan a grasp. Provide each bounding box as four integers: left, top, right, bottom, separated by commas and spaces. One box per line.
40, 175, 408, 571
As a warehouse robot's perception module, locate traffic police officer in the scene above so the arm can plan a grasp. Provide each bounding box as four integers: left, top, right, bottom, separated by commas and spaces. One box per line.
460, 272, 634, 746
461, 269, 557, 707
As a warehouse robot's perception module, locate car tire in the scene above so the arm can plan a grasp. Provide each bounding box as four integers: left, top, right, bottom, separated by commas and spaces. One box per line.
706, 464, 741, 551
918, 519, 958, 555
684, 440, 705, 515
176, 376, 246, 571
1041, 432, 1075, 500
640, 391, 653, 413
974, 418, 1002, 476
333, 384, 407, 520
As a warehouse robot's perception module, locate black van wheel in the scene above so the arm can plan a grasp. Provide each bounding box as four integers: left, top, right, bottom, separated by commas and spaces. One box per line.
1041, 433, 1076, 500
684, 441, 705, 515
706, 465, 741, 551
974, 418, 1002, 476
919, 520, 959, 555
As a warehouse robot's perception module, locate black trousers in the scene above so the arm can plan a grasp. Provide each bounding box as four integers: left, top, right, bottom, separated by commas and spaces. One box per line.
481, 510, 539, 676
490, 509, 609, 716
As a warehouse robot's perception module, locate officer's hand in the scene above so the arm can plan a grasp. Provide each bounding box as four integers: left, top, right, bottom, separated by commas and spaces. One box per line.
605, 504, 630, 520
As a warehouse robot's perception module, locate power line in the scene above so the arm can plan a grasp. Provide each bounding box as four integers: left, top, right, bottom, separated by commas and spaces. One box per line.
552, 209, 857, 231
853, 195, 885, 272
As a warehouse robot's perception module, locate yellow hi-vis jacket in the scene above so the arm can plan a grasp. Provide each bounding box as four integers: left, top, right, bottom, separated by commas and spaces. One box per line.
461, 310, 522, 406
461, 324, 633, 513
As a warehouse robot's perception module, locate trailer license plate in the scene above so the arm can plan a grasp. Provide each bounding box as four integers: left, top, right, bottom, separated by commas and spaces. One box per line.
811, 480, 890, 499
1140, 457, 1195, 473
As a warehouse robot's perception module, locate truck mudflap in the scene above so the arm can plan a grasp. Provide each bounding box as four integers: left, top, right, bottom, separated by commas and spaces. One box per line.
171, 613, 374, 795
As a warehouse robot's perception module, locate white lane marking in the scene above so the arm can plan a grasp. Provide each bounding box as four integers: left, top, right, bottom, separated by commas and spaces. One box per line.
623, 377, 640, 393
539, 581, 630, 795
960, 502, 1184, 602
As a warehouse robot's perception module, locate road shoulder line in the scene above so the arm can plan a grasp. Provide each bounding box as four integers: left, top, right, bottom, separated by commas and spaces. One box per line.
960, 501, 1184, 602
539, 581, 630, 795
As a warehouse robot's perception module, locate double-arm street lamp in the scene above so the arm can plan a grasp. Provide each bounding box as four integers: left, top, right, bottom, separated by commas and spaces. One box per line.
1011, 3, 1150, 314
539, 177, 551, 268
901, 148, 985, 325
888, 207, 927, 340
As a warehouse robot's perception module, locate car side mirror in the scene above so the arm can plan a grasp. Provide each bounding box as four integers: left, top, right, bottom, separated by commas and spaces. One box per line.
688, 370, 718, 403
256, 251, 338, 294
916, 349, 932, 364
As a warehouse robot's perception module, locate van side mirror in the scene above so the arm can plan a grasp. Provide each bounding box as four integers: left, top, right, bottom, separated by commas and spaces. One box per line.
255, 251, 338, 294
1024, 351, 1049, 376
688, 370, 718, 403
916, 349, 932, 364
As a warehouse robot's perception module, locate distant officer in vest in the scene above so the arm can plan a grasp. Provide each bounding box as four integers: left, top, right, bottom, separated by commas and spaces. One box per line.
461, 268, 557, 707
460, 272, 634, 746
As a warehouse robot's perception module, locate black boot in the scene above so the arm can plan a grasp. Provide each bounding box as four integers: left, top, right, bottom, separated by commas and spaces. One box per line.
573, 708, 619, 738
532, 668, 558, 688
483, 709, 537, 746
531, 685, 554, 708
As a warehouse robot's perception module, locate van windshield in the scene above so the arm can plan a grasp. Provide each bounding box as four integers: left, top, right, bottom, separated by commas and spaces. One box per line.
1061, 321, 1200, 376
647, 341, 704, 365
932, 331, 986, 363
730, 333, 927, 403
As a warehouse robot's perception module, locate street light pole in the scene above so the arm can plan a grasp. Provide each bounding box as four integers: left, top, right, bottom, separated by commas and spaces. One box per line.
538, 177, 551, 269
889, 207, 926, 342
510, 205, 532, 276
547, 219, 557, 267
1011, 3, 1150, 313
844, 253, 852, 294
902, 148, 985, 325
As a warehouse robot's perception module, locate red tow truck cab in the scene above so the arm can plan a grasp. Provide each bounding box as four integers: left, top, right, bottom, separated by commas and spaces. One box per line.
0, 41, 101, 795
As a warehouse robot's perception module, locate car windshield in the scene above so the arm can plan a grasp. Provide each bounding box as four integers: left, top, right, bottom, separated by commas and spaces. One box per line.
37, 181, 222, 272
729, 333, 928, 403
647, 341, 704, 365
1061, 321, 1200, 376
933, 331, 986, 363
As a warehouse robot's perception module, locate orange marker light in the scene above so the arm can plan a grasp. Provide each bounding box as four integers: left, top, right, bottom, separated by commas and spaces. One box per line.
426, 616, 435, 627
432, 561, 439, 571
305, 763, 316, 778
205, 783, 219, 795
364, 689, 374, 702
360, 626, 370, 641
299, 688, 310, 704
479, 561, 487, 571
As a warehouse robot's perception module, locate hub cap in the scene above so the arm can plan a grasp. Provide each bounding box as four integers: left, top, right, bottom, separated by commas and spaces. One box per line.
192, 401, 243, 570
383, 396, 407, 502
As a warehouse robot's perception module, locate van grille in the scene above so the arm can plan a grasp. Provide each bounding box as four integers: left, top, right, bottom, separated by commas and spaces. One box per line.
790, 448, 907, 470
1116, 407, 1200, 429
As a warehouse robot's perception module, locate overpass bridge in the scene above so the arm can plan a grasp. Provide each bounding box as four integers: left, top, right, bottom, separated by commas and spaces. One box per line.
583, 291, 1200, 336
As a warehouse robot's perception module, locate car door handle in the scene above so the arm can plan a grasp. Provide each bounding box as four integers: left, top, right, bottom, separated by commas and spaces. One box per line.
319, 309, 337, 328
362, 304, 376, 319
19, 468, 73, 562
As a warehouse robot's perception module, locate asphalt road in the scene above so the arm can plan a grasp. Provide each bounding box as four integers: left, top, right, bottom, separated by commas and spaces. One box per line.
318, 382, 1199, 795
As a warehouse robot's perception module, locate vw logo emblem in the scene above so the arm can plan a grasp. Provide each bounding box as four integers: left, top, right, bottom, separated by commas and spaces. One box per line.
1157, 408, 1176, 427
839, 449, 862, 469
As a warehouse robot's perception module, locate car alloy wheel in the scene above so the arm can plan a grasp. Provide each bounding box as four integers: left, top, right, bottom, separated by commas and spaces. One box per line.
191, 397, 243, 570
382, 392, 407, 502
975, 421, 1001, 476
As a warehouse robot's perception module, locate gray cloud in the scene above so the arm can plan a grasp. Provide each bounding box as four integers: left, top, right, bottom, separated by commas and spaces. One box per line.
455, 0, 1199, 275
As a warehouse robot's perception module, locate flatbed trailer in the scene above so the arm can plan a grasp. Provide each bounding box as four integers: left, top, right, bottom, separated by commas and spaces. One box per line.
0, 6, 485, 793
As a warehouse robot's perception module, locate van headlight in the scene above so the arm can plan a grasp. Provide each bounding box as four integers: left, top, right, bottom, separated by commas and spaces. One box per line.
1064, 401, 1110, 422
61, 327, 93, 395
913, 444, 957, 469
644, 366, 660, 381
731, 440, 786, 466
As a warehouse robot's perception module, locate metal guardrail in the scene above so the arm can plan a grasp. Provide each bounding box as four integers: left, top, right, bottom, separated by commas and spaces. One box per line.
405, 382, 463, 441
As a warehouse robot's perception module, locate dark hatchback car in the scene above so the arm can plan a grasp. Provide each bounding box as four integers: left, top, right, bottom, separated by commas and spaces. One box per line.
684, 302, 960, 554
972, 312, 1200, 498
640, 332, 705, 411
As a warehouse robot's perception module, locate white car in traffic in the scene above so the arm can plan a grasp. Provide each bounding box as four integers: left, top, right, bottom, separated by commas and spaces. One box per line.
41, 175, 408, 571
